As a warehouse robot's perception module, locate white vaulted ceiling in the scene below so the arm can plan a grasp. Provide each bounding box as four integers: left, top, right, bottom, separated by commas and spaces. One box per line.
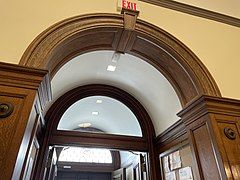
51, 50, 182, 136
58, 96, 142, 137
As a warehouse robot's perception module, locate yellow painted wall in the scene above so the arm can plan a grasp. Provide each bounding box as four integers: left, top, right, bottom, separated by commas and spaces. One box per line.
0, 0, 240, 100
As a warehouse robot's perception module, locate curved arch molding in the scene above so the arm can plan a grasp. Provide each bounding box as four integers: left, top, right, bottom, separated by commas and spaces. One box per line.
19, 13, 221, 105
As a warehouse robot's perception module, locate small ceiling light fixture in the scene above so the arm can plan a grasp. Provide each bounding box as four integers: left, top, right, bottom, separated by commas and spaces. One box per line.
96, 99, 102, 104
107, 52, 121, 72
111, 52, 121, 63
92, 111, 99, 115
78, 122, 92, 128
107, 65, 116, 72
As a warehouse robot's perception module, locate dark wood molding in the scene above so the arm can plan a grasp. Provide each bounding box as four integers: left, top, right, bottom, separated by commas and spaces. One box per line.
0, 62, 51, 112
112, 150, 121, 170
140, 0, 240, 28
19, 13, 221, 106
177, 95, 240, 126
155, 119, 187, 154
0, 62, 49, 91
50, 131, 147, 151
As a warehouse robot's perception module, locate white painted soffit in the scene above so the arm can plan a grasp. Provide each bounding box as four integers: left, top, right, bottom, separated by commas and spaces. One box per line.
51, 50, 182, 135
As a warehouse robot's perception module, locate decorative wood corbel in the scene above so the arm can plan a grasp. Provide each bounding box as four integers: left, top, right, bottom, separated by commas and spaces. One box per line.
116, 8, 139, 53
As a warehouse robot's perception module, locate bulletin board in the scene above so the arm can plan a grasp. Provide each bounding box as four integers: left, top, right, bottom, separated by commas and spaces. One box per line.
159, 143, 196, 180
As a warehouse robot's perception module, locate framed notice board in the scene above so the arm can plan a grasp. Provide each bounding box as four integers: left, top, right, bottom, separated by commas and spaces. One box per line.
159, 142, 196, 180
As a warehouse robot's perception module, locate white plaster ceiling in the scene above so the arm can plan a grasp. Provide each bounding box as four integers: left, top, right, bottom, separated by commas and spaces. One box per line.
51, 50, 182, 135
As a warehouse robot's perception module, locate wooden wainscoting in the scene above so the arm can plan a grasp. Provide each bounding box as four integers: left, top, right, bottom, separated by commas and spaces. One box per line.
178, 95, 240, 180
0, 62, 51, 180
155, 119, 187, 154
156, 95, 240, 179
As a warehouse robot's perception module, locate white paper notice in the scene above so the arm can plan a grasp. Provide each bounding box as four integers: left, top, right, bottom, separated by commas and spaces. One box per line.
179, 166, 193, 180
165, 171, 176, 180
163, 156, 170, 173
169, 150, 181, 170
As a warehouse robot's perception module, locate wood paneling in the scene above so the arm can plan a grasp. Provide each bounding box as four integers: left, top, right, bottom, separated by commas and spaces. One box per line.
155, 119, 187, 154
0, 62, 50, 179
178, 95, 240, 180
191, 122, 221, 179
0, 91, 29, 179
212, 115, 240, 179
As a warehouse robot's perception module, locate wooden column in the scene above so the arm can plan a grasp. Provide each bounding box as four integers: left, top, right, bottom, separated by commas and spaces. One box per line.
178, 95, 240, 180
0, 62, 51, 180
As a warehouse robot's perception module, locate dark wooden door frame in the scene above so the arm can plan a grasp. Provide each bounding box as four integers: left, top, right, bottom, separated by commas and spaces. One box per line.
36, 84, 159, 180
19, 13, 221, 106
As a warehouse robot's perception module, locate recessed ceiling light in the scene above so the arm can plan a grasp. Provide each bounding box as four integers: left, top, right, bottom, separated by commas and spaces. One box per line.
92, 111, 99, 115
78, 122, 92, 128
107, 65, 116, 72
96, 99, 102, 104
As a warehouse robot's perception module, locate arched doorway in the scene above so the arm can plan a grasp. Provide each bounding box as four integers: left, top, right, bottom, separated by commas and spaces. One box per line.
38, 84, 156, 179
19, 13, 221, 106
18, 13, 221, 180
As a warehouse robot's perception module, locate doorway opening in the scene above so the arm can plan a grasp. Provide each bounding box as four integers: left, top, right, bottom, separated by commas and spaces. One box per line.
46, 145, 148, 180
36, 82, 157, 179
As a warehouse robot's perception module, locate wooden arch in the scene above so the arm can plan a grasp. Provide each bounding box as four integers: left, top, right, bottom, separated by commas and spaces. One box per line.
19, 13, 221, 106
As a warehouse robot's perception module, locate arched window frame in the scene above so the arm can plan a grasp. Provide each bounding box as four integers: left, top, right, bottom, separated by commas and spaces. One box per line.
58, 146, 113, 163
56, 146, 120, 172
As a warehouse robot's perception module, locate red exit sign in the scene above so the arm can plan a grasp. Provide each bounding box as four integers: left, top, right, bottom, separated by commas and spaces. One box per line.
118, 0, 138, 11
